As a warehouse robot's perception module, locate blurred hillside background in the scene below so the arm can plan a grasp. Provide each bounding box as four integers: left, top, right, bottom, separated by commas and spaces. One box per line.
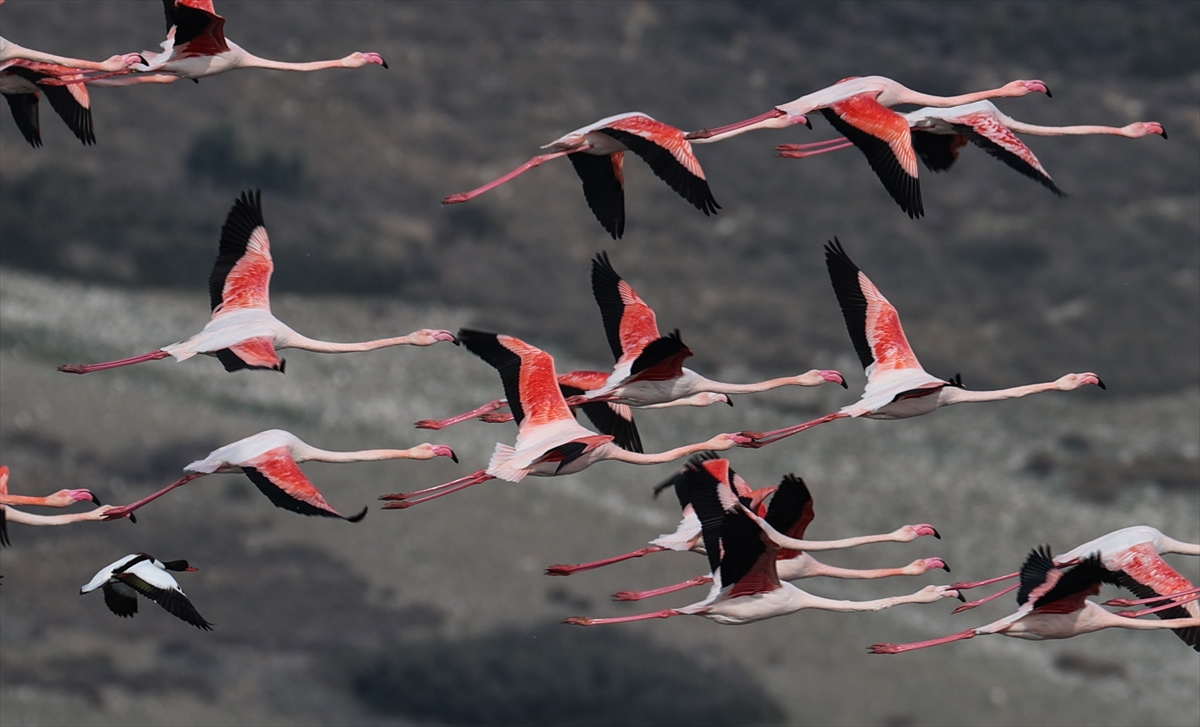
1, 2, 1197, 726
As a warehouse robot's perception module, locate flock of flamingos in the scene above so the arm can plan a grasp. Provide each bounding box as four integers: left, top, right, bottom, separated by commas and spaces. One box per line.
2, 0, 1197, 661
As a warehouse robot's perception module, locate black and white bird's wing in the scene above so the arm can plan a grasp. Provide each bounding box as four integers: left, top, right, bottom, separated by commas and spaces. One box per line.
102, 583, 140, 618
569, 152, 625, 239
116, 567, 212, 630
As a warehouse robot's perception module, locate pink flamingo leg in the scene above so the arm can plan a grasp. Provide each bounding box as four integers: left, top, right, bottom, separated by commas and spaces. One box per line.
739, 412, 848, 448
58, 350, 171, 374
101, 473, 205, 520
442, 148, 585, 204
1116, 592, 1200, 619
868, 629, 977, 654
951, 571, 1020, 590
379, 470, 489, 500
415, 399, 507, 430
544, 546, 669, 576
563, 609, 685, 626
777, 141, 855, 158
1104, 586, 1200, 608
613, 576, 713, 601
479, 412, 516, 424
379, 472, 494, 509
952, 583, 1020, 614
686, 108, 789, 140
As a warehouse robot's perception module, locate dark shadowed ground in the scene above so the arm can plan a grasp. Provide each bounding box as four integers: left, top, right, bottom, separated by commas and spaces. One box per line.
1, 2, 1197, 726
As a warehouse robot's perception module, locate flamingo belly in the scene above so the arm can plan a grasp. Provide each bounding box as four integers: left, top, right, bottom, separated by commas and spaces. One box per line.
163, 309, 281, 360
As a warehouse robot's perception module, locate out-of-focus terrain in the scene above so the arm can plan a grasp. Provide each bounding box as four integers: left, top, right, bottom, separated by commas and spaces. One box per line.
1, 2, 1197, 726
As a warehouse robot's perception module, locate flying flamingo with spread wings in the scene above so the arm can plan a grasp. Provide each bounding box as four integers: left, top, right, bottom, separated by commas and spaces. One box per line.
686, 76, 1051, 217
737, 240, 1104, 448
99, 429, 457, 522
777, 100, 1167, 197
606, 471, 948, 602
564, 459, 959, 626
418, 252, 838, 441
58, 191, 455, 375
73, 0, 385, 87
380, 331, 750, 509
870, 545, 1200, 654
443, 114, 719, 238
1, 61, 95, 146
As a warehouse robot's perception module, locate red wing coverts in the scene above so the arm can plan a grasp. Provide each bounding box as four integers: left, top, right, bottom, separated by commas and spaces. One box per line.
216, 337, 284, 373
951, 121, 1064, 197
596, 128, 720, 217
209, 190, 272, 312
820, 101, 922, 219
569, 152, 626, 239
825, 239, 923, 374
591, 252, 661, 362
1112, 571, 1200, 651
242, 451, 366, 521
460, 330, 573, 428
114, 572, 213, 630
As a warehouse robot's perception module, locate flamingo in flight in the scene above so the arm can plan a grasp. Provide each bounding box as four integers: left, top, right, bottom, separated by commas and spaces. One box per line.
0, 466, 121, 546
686, 76, 1052, 218
1, 61, 95, 147
81, 553, 212, 630
442, 113, 719, 239
99, 429, 457, 522
421, 252, 842, 432
606, 470, 948, 602
564, 458, 959, 627
73, 0, 385, 87
777, 100, 1168, 197
950, 526, 1199, 626
58, 191, 456, 376
380, 330, 750, 509
869, 545, 1200, 654
737, 240, 1104, 448
0, 33, 144, 73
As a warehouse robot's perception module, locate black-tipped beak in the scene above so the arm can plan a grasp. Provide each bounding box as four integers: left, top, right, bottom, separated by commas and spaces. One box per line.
1097, 378, 1107, 390
88, 493, 103, 506
839, 378, 848, 389
941, 563, 951, 573
128, 513, 137, 524
932, 528, 941, 540
450, 452, 459, 463
136, 54, 148, 65
382, 59, 390, 69
725, 397, 734, 407
1161, 128, 1168, 140
191, 78, 200, 84
279, 359, 287, 374
955, 591, 966, 602
804, 117, 813, 129
1044, 86, 1053, 98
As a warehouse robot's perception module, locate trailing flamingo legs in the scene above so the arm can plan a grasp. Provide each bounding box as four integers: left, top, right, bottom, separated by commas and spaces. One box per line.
545, 546, 668, 576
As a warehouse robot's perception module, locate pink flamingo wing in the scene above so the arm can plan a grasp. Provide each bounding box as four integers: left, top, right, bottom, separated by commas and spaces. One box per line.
500, 336, 574, 427
1110, 544, 1197, 604
860, 272, 922, 372
828, 95, 918, 177
210, 191, 273, 312
244, 448, 352, 519
616, 280, 661, 360
223, 337, 282, 369
557, 370, 611, 391
726, 549, 783, 599
960, 112, 1053, 178
608, 115, 707, 179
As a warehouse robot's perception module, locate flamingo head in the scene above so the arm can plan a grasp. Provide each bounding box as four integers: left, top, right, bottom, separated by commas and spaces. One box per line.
1123, 121, 1167, 139
1055, 372, 1106, 391
347, 52, 388, 69
68, 489, 102, 505
819, 369, 848, 388
922, 557, 950, 573
1005, 79, 1052, 97
120, 53, 148, 68
43, 489, 102, 507
410, 329, 459, 346
415, 444, 459, 463
911, 523, 941, 540
696, 393, 733, 407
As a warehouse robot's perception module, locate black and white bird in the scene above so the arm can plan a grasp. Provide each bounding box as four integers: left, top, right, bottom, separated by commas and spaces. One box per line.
80, 553, 212, 630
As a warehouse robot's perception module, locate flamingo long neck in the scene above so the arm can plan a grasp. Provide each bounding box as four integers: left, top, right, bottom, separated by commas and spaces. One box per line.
283, 333, 421, 353
806, 560, 915, 580
886, 84, 1032, 109
939, 381, 1058, 405
229, 50, 356, 73
0, 494, 53, 506
296, 446, 423, 464
607, 436, 731, 465
689, 375, 802, 395
785, 587, 929, 613
999, 119, 1138, 137
0, 507, 96, 527
752, 516, 903, 552
1160, 535, 1200, 556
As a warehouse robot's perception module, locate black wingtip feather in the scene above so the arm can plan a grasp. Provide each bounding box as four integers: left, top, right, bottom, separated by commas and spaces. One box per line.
820, 108, 922, 218
209, 190, 266, 311
569, 152, 625, 239
596, 128, 720, 217
824, 239, 874, 372
591, 251, 630, 362
458, 329, 527, 427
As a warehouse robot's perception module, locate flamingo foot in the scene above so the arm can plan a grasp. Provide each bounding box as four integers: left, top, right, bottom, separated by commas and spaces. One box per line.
442, 193, 470, 204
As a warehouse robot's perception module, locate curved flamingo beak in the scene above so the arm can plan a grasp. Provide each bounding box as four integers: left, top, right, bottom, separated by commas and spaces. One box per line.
431, 445, 458, 463
914, 524, 941, 539
724, 396, 734, 407
799, 114, 812, 129
364, 52, 388, 69
70, 489, 102, 505
1025, 79, 1051, 97
925, 557, 950, 573
821, 370, 848, 388
433, 330, 459, 345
